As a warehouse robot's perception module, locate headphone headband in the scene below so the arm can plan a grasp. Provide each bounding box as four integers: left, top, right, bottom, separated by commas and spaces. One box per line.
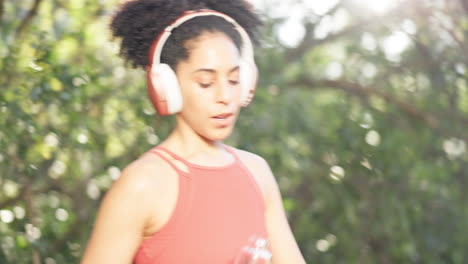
149, 9, 254, 65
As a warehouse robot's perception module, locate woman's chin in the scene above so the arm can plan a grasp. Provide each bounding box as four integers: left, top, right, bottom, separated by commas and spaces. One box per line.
203, 129, 234, 142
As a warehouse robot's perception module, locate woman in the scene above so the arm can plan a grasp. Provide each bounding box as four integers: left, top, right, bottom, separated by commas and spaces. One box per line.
81, 0, 306, 263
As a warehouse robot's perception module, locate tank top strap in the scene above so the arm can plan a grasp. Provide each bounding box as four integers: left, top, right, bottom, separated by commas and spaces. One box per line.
154, 147, 191, 165
223, 144, 241, 162
147, 147, 191, 176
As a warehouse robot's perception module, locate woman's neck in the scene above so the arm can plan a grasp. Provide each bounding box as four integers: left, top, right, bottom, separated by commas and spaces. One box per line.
160, 121, 226, 160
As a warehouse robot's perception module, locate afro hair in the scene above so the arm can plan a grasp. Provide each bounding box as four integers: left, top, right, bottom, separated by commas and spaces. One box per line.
110, 0, 263, 70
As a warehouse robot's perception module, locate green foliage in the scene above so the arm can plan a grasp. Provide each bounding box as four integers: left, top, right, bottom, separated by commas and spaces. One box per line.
1, 0, 467, 263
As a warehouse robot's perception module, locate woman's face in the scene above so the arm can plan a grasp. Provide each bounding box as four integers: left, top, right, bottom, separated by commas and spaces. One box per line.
175, 32, 243, 142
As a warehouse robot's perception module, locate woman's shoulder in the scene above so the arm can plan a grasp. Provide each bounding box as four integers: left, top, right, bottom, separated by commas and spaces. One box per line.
227, 146, 270, 171
98, 151, 179, 230
81, 151, 178, 262
227, 146, 277, 200
105, 150, 178, 208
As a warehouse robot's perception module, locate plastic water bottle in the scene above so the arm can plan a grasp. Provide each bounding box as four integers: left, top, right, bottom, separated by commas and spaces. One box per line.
233, 236, 272, 264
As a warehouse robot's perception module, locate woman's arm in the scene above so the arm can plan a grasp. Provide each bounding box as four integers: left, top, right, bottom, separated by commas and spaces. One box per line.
235, 149, 306, 263
81, 163, 156, 264
260, 158, 306, 264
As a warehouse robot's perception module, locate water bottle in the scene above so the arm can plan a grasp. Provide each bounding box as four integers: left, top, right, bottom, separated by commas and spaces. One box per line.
233, 235, 272, 264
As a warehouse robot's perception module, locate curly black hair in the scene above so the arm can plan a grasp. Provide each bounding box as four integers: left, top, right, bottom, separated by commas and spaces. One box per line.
110, 0, 262, 70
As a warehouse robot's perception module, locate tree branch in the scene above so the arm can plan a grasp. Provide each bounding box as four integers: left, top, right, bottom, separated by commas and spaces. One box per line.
459, 0, 468, 15
292, 78, 440, 127
0, 0, 4, 21
289, 77, 468, 142
24, 178, 41, 264
14, 0, 44, 38
0, 178, 67, 210
282, 3, 332, 62
0, 188, 26, 209
432, 13, 468, 59
285, 7, 402, 63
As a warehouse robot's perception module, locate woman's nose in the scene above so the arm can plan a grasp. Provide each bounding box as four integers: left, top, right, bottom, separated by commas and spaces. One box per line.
215, 81, 234, 104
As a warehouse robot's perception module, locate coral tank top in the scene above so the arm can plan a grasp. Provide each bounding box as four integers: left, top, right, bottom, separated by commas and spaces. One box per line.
133, 145, 268, 264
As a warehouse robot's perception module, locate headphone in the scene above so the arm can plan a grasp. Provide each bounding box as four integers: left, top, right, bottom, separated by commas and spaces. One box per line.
146, 9, 258, 116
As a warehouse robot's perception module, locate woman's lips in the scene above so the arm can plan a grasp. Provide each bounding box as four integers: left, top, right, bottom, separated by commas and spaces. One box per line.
212, 113, 234, 127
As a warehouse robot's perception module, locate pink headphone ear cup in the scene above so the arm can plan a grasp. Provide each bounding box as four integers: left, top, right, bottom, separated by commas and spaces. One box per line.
239, 59, 258, 107
147, 64, 183, 115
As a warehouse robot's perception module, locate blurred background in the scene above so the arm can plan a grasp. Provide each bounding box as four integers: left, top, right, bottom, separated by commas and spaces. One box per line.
1, 0, 467, 263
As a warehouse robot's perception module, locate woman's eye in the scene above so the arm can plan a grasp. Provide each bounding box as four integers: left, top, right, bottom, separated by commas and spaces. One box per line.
199, 83, 212, 88
229, 80, 239, 85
